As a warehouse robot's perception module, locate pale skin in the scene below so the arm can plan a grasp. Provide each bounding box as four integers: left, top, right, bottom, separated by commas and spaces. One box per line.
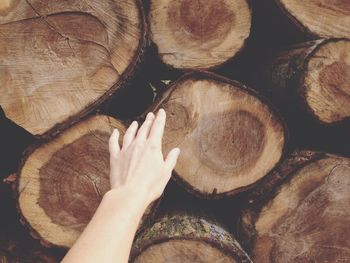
62, 109, 180, 263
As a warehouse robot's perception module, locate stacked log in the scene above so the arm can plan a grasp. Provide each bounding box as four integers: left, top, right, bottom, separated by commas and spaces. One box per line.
0, 0, 146, 137
131, 213, 252, 263
148, 72, 287, 198
265, 38, 350, 124
149, 0, 252, 69
0, 0, 349, 262
275, 0, 350, 38
16, 115, 156, 248
238, 151, 350, 262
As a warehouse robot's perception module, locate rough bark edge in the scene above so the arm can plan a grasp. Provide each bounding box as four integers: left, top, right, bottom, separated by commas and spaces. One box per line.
28, 0, 148, 139
267, 38, 350, 125
142, 70, 289, 199
266, 39, 322, 103
235, 149, 327, 254
148, 0, 253, 71
297, 38, 350, 125
13, 113, 159, 249
130, 213, 252, 262
274, 0, 324, 39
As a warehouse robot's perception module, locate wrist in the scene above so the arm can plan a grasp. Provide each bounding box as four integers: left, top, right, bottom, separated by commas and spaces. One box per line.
103, 186, 150, 211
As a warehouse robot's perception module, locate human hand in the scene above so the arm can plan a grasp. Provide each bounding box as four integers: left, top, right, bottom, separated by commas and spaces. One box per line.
108, 109, 180, 205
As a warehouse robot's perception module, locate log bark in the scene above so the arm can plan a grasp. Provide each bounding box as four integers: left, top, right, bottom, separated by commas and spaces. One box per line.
147, 71, 287, 198
276, 0, 350, 38
238, 151, 350, 262
0, 0, 146, 137
16, 115, 156, 248
149, 0, 251, 69
130, 213, 252, 262
265, 38, 350, 125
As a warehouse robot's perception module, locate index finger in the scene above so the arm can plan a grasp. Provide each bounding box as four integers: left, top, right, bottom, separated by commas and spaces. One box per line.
148, 108, 166, 147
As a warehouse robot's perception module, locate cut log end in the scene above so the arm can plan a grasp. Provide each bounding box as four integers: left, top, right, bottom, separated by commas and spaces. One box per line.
150, 0, 251, 69
304, 39, 350, 124
152, 72, 285, 197
0, 0, 145, 136
277, 0, 350, 37
249, 155, 350, 262
17, 115, 154, 248
37, 130, 111, 232
131, 214, 251, 263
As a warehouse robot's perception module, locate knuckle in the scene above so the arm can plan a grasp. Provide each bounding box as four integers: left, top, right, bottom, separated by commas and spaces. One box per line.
148, 141, 159, 150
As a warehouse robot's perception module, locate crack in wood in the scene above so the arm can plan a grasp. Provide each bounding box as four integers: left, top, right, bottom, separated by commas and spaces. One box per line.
24, 0, 76, 56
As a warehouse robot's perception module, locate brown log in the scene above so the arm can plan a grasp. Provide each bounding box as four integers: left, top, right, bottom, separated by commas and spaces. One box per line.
276, 0, 350, 38
238, 151, 350, 262
16, 115, 156, 248
147, 71, 287, 198
266, 38, 350, 125
130, 213, 252, 263
149, 0, 251, 69
0, 0, 146, 137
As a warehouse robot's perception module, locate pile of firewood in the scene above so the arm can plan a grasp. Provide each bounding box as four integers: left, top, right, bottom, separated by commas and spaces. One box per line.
0, 0, 350, 262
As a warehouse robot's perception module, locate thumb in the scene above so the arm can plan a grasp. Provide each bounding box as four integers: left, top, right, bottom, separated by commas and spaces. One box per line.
164, 147, 180, 174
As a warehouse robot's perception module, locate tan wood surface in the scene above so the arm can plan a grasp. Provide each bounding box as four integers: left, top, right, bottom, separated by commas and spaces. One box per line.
150, 0, 251, 69
0, 0, 145, 136
247, 154, 350, 262
277, 0, 350, 37
150, 73, 286, 197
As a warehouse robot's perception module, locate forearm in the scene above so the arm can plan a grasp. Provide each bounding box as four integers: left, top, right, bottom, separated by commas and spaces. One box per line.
62, 188, 148, 263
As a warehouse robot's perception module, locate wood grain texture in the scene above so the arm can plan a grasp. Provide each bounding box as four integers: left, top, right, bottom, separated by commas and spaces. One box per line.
239, 151, 350, 262
276, 0, 350, 38
16, 115, 156, 248
130, 213, 252, 263
267, 38, 350, 124
148, 72, 286, 198
149, 0, 251, 69
0, 0, 146, 137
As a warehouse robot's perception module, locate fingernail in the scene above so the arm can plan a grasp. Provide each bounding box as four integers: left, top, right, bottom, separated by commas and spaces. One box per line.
147, 112, 154, 119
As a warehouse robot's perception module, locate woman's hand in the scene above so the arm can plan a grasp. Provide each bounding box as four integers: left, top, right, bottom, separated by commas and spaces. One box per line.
63, 109, 180, 263
108, 109, 180, 205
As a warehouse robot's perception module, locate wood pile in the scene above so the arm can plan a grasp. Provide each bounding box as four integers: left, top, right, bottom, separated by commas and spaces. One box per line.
0, 0, 349, 262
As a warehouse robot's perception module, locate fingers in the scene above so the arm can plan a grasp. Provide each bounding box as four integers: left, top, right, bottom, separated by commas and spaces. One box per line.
149, 108, 166, 147
164, 147, 180, 173
109, 129, 120, 157
122, 121, 138, 149
136, 112, 155, 141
